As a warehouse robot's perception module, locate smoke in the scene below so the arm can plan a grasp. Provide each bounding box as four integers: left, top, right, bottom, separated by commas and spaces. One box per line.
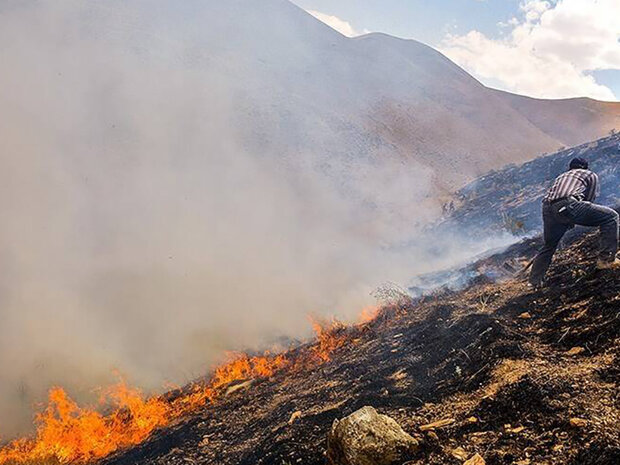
0, 0, 506, 437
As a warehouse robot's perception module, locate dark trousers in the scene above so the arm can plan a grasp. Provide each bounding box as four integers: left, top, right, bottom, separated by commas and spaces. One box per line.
529, 199, 619, 285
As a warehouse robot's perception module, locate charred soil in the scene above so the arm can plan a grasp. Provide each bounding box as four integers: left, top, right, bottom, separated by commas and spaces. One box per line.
97, 230, 619, 465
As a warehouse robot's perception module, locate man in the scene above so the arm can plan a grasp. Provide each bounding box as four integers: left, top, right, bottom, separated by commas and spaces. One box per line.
529, 157, 619, 287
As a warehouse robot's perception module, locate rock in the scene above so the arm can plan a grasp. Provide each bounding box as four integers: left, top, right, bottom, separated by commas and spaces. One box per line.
518, 312, 532, 319
566, 347, 585, 356
326, 406, 419, 465
464, 453, 486, 465
419, 418, 455, 431
569, 417, 588, 428
288, 410, 302, 424
451, 447, 469, 460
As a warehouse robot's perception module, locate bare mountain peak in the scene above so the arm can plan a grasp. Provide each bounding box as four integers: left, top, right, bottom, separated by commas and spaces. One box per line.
4, 0, 619, 188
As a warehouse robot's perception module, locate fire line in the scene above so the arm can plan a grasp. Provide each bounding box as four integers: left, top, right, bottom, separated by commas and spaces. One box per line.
0, 311, 378, 464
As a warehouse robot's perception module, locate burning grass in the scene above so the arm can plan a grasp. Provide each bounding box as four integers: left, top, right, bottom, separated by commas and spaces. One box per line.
0, 309, 381, 464
0, 384, 170, 464
83, 233, 620, 464
6, 232, 617, 465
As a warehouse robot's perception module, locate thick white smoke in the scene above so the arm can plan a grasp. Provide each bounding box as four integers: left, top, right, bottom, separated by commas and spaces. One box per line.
0, 0, 508, 437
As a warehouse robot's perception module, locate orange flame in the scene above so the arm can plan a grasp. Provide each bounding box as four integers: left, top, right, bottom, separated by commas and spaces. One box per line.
0, 311, 362, 464
309, 316, 347, 362
0, 382, 170, 463
358, 305, 380, 324
211, 352, 289, 389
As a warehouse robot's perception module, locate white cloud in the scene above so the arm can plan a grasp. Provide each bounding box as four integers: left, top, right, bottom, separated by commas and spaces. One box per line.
307, 9, 363, 37
498, 17, 520, 28
521, 0, 551, 22
440, 0, 620, 101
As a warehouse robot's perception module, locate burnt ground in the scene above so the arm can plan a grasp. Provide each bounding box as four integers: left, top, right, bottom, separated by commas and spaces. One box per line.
101, 230, 620, 465
438, 133, 620, 236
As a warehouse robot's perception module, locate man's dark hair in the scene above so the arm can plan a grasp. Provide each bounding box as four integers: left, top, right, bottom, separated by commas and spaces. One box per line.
569, 157, 589, 170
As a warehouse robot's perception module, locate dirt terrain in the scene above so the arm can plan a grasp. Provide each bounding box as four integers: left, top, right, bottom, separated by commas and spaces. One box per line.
97, 226, 619, 465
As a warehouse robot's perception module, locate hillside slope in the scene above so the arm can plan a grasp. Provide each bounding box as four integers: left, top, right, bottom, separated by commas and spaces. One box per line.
492, 90, 620, 147
186, 0, 620, 189
4, 0, 620, 196
201, 0, 620, 188
95, 228, 620, 465
1, 1, 620, 458
439, 133, 620, 236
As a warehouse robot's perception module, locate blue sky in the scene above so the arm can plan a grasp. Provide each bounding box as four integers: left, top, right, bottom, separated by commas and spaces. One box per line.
292, 0, 518, 44
291, 0, 620, 101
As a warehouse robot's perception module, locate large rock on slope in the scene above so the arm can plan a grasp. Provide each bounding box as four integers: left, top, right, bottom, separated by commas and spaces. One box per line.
326, 406, 419, 465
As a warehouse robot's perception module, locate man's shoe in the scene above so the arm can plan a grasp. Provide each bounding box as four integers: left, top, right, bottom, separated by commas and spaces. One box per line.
597, 258, 620, 270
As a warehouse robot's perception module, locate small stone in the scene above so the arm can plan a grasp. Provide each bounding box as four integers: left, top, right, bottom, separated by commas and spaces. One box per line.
570, 417, 588, 428
289, 411, 302, 424
566, 347, 585, 356
518, 312, 532, 319
466, 416, 478, 424
419, 418, 455, 431
451, 447, 469, 460
505, 425, 525, 434
464, 453, 486, 465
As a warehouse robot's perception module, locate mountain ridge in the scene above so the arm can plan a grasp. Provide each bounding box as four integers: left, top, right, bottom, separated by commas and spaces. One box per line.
3, 0, 619, 198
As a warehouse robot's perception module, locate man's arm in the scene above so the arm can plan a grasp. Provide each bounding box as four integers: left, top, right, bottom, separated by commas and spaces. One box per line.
588, 172, 600, 202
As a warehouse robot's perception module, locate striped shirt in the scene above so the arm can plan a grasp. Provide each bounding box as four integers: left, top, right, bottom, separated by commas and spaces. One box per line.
543, 169, 600, 203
